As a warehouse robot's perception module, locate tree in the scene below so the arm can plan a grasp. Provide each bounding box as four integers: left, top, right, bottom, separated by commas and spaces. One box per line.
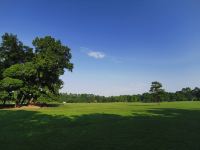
141, 92, 153, 102
32, 36, 73, 95
192, 87, 200, 101
2, 62, 39, 106
149, 81, 165, 103
0, 33, 34, 105
181, 87, 193, 101
0, 33, 73, 106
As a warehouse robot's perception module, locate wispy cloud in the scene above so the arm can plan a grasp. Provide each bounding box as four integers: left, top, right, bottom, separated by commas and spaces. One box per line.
80, 47, 105, 59
80, 47, 127, 63
87, 51, 105, 59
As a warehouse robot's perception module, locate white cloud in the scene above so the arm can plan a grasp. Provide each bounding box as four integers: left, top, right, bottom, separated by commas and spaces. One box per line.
87, 51, 105, 59
80, 47, 106, 59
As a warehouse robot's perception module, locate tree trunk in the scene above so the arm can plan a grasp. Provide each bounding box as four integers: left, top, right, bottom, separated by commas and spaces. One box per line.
15, 100, 19, 107
20, 95, 25, 106
3, 99, 6, 105
27, 97, 34, 105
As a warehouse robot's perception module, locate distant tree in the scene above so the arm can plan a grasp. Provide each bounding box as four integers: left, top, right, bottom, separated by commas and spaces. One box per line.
149, 81, 165, 103
192, 87, 200, 101
181, 87, 193, 101
141, 92, 153, 102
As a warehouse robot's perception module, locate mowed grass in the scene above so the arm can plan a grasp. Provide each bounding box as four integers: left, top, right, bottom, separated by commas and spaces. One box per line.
1, 102, 200, 150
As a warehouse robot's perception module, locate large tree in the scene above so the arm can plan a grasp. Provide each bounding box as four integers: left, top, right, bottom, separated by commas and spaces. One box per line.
32, 36, 73, 95
0, 33, 73, 106
0, 33, 34, 105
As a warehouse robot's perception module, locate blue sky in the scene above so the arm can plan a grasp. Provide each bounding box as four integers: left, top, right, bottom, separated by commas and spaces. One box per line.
0, 0, 200, 96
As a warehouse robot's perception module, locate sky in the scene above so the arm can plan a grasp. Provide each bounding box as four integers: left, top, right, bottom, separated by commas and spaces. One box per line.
0, 0, 200, 96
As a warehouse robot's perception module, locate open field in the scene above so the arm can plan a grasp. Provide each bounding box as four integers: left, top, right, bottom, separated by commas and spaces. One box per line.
1, 102, 200, 150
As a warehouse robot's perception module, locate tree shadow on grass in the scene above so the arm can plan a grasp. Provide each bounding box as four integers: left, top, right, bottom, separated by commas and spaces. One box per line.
0, 108, 200, 150
0, 103, 62, 109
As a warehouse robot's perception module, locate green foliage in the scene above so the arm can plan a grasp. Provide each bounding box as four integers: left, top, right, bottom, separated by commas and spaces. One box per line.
0, 33, 33, 71
37, 93, 59, 103
0, 77, 23, 90
59, 85, 200, 103
3, 64, 24, 78
0, 91, 9, 102
32, 36, 73, 94
149, 81, 165, 102
150, 81, 164, 93
0, 33, 73, 105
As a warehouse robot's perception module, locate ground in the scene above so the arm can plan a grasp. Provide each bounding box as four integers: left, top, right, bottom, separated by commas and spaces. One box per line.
0, 102, 200, 150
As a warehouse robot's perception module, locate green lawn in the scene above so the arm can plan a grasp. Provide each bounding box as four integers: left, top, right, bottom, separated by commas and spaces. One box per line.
0, 102, 200, 150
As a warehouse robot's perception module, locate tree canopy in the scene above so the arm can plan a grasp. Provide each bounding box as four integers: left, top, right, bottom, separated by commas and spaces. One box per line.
0, 33, 73, 106
149, 81, 165, 102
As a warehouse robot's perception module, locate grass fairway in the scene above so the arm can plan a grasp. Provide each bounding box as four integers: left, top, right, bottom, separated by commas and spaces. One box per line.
1, 102, 200, 150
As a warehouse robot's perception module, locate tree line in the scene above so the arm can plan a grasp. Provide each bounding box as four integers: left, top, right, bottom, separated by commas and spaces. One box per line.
0, 33, 73, 106
59, 82, 200, 103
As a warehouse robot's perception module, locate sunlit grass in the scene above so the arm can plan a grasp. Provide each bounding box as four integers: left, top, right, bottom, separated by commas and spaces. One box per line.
1, 102, 200, 150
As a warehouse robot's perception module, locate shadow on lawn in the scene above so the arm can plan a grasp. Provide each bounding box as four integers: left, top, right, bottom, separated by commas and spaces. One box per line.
0, 108, 200, 150
0, 103, 62, 109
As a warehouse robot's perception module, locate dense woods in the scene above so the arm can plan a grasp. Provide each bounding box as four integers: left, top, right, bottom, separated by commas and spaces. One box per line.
0, 33, 73, 106
59, 86, 200, 103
